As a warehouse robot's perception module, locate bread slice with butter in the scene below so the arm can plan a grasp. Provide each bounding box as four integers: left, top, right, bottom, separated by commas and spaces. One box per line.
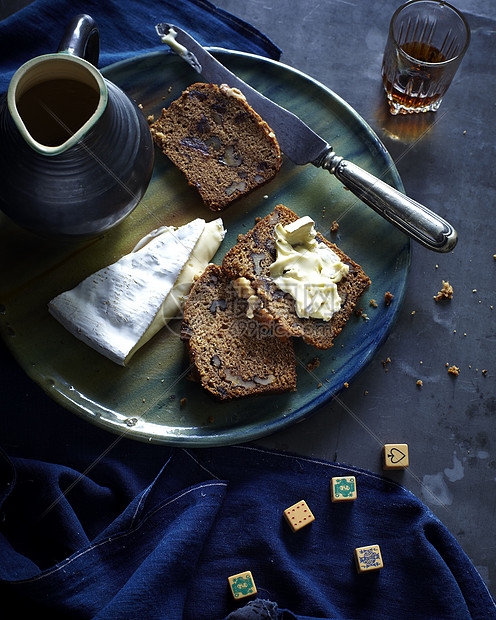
49, 218, 225, 365
222, 204, 370, 349
181, 264, 296, 400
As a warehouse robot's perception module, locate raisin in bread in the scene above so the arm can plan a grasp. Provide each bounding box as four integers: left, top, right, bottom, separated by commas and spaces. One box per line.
222, 204, 371, 349
150, 83, 282, 211
181, 264, 296, 400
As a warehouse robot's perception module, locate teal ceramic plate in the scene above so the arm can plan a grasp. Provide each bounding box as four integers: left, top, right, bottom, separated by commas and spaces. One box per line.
0, 50, 410, 446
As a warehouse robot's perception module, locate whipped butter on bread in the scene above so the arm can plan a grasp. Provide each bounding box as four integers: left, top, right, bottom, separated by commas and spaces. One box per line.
269, 216, 349, 321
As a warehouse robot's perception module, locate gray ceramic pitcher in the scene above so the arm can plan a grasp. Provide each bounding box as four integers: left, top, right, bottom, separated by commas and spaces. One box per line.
0, 14, 154, 238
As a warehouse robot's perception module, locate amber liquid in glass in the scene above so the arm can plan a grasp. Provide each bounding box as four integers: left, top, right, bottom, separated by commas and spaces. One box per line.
16, 79, 100, 146
383, 41, 447, 111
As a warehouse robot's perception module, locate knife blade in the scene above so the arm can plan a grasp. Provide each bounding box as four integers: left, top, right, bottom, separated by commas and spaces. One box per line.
156, 23, 457, 253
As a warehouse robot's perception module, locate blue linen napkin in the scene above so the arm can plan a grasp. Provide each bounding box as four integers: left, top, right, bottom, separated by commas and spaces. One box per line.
1, 444, 495, 619
0, 1, 495, 618
0, 0, 281, 93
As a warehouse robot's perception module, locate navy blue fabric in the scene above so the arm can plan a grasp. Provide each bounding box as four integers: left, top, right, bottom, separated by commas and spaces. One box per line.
0, 0, 281, 94
0, 1, 495, 618
1, 444, 496, 619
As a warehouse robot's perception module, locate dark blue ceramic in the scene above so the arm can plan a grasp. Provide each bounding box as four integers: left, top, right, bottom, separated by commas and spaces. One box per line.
0, 15, 154, 238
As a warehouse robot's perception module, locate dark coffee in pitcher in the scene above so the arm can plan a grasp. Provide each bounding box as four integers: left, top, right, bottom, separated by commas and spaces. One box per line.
16, 78, 100, 146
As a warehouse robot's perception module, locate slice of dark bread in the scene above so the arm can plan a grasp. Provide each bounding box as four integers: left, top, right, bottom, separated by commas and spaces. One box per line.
181, 264, 296, 401
222, 204, 371, 349
150, 82, 282, 211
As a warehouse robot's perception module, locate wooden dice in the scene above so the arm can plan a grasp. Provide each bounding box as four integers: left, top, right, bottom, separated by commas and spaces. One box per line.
228, 571, 257, 600
330, 476, 357, 502
283, 500, 315, 532
383, 443, 409, 470
355, 544, 383, 573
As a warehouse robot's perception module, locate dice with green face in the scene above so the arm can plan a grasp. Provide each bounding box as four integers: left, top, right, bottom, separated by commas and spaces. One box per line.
330, 476, 357, 502
228, 571, 257, 600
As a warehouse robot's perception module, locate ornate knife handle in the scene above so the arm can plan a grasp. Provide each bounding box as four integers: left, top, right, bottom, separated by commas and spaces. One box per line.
320, 151, 457, 253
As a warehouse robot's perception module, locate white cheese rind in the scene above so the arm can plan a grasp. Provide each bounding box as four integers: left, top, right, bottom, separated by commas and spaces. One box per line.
48, 218, 219, 365
128, 217, 226, 358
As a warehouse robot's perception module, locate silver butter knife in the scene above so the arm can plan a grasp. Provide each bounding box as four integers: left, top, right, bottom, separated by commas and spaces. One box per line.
156, 23, 457, 253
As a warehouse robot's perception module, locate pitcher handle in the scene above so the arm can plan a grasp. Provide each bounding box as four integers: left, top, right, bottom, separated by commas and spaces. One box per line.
57, 14, 100, 67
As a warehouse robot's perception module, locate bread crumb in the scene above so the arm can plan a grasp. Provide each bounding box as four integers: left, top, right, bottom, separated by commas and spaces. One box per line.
369, 299, 378, 308
306, 357, 321, 371
447, 365, 460, 376
317, 382, 323, 389
411, 310, 416, 315
384, 291, 394, 306
416, 379, 423, 387
147, 114, 154, 123
330, 220, 339, 233
434, 280, 453, 301
354, 307, 363, 317
180, 397, 187, 407
382, 357, 391, 372
343, 382, 349, 388
482, 369, 488, 376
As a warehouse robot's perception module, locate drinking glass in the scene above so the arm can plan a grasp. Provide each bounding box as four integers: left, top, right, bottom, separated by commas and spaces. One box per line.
382, 0, 470, 115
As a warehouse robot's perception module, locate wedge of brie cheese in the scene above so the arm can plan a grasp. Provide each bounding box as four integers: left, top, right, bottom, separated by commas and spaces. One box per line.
49, 217, 225, 365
